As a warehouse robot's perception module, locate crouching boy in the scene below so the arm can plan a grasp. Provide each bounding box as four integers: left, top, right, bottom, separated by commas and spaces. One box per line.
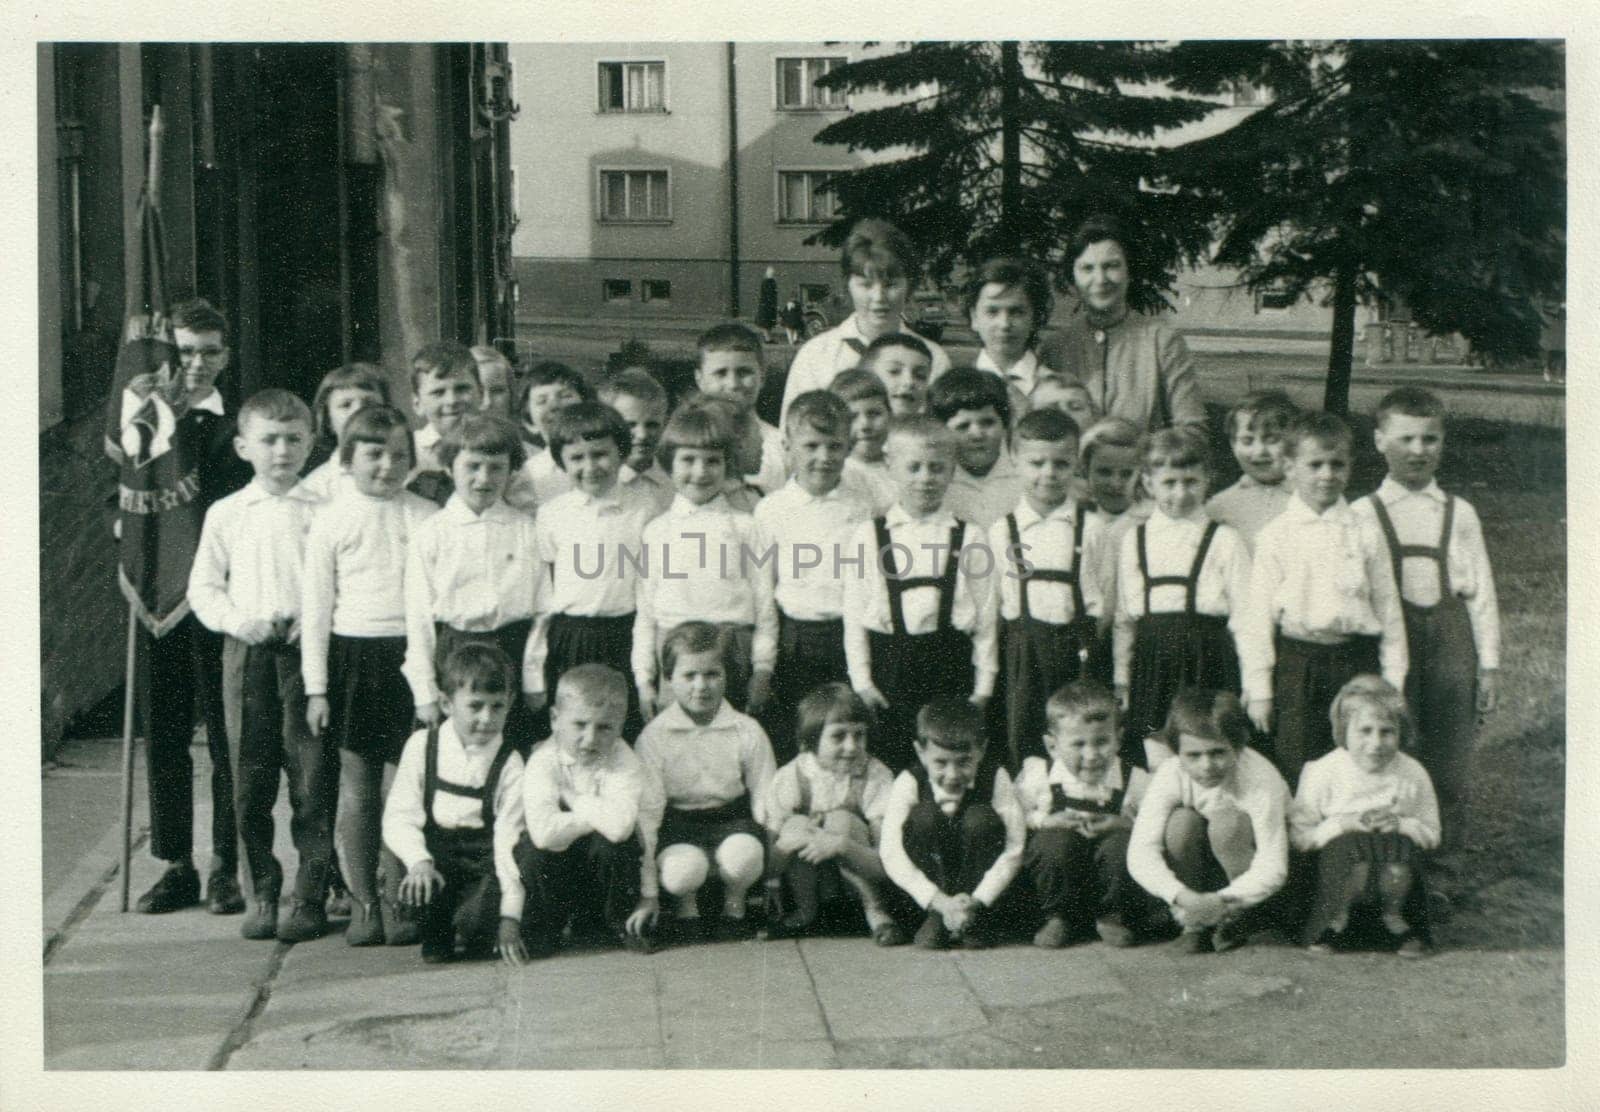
879, 698, 1026, 949
1016, 680, 1162, 948
382, 644, 533, 964
521, 664, 665, 955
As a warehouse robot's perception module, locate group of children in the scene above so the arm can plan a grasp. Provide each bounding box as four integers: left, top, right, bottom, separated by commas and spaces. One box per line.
175, 214, 1498, 965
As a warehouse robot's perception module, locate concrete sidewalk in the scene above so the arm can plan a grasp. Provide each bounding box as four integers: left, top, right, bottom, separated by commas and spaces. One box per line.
42, 736, 1564, 1070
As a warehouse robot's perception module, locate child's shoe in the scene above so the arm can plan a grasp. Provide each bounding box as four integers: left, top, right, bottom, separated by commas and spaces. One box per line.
1306, 929, 1342, 956
1094, 916, 1135, 948
383, 897, 421, 946
420, 936, 455, 964
1170, 926, 1211, 954
669, 917, 708, 947
871, 921, 908, 947
277, 899, 328, 943
1395, 932, 1433, 959
622, 928, 657, 955
205, 871, 246, 916
1033, 916, 1071, 949
345, 901, 386, 947
913, 913, 950, 950
1210, 918, 1250, 953
242, 897, 279, 941
137, 862, 201, 914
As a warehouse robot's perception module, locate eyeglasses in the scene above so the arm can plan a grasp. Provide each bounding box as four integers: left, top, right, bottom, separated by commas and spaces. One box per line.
177, 345, 228, 362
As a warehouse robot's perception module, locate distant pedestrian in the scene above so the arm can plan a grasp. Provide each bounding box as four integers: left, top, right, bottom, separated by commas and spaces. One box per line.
781, 291, 804, 346
757, 267, 779, 343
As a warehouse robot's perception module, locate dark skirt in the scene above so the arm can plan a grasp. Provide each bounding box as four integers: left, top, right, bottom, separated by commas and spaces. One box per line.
766, 612, 849, 764
1125, 612, 1239, 769
868, 627, 975, 774
434, 619, 538, 753
657, 796, 763, 858
1003, 615, 1094, 770
543, 611, 641, 741
1302, 830, 1432, 946
1270, 633, 1381, 787
327, 633, 414, 764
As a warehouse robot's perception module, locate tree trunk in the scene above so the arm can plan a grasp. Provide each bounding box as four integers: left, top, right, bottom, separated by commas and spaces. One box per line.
999, 41, 1022, 256
1323, 259, 1358, 415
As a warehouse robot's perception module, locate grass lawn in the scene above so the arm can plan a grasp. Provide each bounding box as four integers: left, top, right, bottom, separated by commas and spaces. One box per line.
1206, 406, 1566, 952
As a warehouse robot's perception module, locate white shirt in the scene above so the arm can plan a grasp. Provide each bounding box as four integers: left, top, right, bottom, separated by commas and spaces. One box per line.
987, 497, 1107, 625
942, 452, 1024, 531
763, 751, 897, 832
1090, 501, 1153, 616
635, 699, 777, 817
779, 313, 951, 422
300, 458, 352, 503
753, 419, 787, 494
522, 738, 666, 897
300, 489, 439, 697
1014, 756, 1150, 828
753, 479, 877, 621
879, 767, 1026, 908
1113, 509, 1252, 687
412, 424, 445, 476
842, 457, 897, 514
620, 461, 675, 516
518, 449, 572, 508
975, 347, 1047, 398
841, 506, 1000, 698
188, 479, 322, 639
1237, 494, 1409, 703
403, 495, 546, 705
381, 721, 528, 919
1206, 476, 1290, 554
1350, 478, 1500, 669
631, 495, 779, 689
1127, 746, 1290, 909
1289, 747, 1441, 853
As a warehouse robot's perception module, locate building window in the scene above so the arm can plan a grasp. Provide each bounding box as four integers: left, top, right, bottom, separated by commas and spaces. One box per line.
641, 279, 671, 303
598, 169, 670, 223
777, 170, 840, 224
598, 61, 666, 113
1257, 281, 1298, 311
776, 57, 846, 110
603, 278, 633, 303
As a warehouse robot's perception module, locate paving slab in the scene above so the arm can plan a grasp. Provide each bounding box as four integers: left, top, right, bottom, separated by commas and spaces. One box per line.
45, 1033, 224, 1071
798, 938, 987, 1042
500, 957, 660, 1060
663, 1037, 839, 1069
654, 940, 830, 1067
953, 946, 1126, 1009
230, 1003, 507, 1070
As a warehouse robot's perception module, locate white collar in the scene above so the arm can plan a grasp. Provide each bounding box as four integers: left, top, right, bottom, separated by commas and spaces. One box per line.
187, 389, 226, 417
1377, 476, 1446, 504
886, 503, 958, 531
976, 347, 1040, 382
415, 423, 440, 449
657, 699, 741, 732
440, 718, 502, 756
1284, 492, 1352, 523
240, 477, 319, 505
783, 477, 852, 504
1147, 506, 1210, 530
1011, 496, 1080, 529
670, 492, 730, 516
441, 494, 519, 523
1048, 758, 1125, 794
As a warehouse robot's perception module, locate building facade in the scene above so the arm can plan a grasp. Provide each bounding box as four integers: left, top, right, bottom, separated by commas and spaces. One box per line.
507, 42, 911, 323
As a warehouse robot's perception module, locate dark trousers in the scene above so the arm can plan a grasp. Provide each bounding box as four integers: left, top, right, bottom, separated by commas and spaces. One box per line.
139, 613, 237, 873
901, 801, 1007, 901
1025, 826, 1159, 930
221, 636, 335, 901
765, 613, 849, 764
1270, 633, 1380, 788
869, 628, 975, 773
1403, 598, 1478, 849
521, 830, 644, 938
417, 827, 536, 950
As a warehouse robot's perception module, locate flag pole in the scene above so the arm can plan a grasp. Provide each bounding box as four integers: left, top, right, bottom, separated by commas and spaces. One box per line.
119, 105, 164, 912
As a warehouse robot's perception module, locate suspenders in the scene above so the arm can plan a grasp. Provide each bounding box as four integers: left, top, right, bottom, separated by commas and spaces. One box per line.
1136, 520, 1220, 615
873, 517, 966, 636
1005, 503, 1089, 621
1049, 780, 1126, 816
1368, 493, 1455, 601
423, 722, 518, 833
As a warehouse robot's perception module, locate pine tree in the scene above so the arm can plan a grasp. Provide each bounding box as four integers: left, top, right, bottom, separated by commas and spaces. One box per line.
809, 42, 1227, 311
1159, 40, 1565, 412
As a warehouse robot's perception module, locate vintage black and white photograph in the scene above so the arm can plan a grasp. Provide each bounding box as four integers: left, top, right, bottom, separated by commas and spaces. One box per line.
30, 30, 1569, 1083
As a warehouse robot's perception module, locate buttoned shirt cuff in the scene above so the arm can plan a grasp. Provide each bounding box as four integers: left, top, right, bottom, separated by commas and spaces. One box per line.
499, 883, 525, 921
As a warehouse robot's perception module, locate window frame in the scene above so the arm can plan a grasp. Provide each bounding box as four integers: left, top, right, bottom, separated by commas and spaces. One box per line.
596, 58, 669, 115
641, 278, 672, 304
775, 167, 845, 226
595, 167, 673, 225
773, 54, 850, 112
602, 278, 635, 303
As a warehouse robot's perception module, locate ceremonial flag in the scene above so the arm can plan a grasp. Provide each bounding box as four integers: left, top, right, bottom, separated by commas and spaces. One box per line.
102, 169, 201, 638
